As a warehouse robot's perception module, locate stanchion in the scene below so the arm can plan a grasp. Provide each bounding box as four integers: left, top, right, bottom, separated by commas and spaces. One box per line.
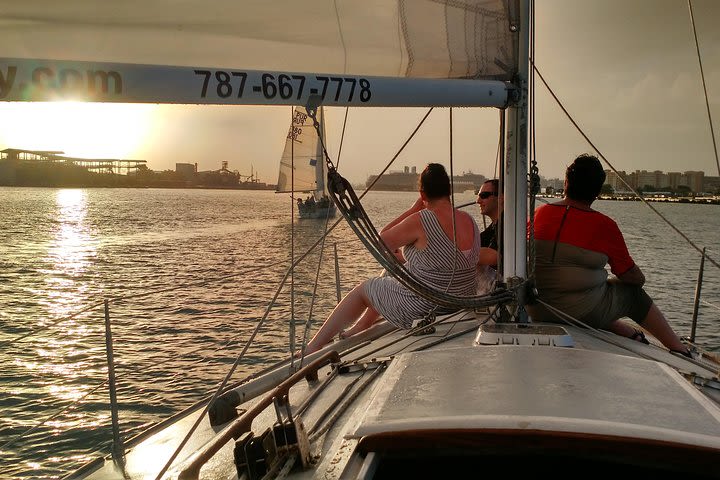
690, 247, 706, 343
334, 243, 342, 303
104, 299, 124, 459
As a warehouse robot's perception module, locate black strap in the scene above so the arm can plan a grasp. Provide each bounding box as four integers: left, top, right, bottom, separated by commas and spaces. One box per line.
550, 205, 571, 263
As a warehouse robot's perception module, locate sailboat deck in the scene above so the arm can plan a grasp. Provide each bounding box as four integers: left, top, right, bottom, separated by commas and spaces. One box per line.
71, 316, 720, 480
352, 346, 720, 447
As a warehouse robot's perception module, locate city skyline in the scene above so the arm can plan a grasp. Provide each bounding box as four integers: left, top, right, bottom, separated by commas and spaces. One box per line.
540, 168, 719, 194
1, 0, 719, 185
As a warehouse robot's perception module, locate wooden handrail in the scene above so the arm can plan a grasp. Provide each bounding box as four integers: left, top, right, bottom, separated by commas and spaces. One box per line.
178, 350, 340, 479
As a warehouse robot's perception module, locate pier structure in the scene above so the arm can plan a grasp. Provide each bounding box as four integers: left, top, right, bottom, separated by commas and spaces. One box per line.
0, 148, 146, 174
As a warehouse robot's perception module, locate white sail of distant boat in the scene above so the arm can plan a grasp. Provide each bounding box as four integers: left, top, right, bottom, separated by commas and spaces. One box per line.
276, 106, 336, 219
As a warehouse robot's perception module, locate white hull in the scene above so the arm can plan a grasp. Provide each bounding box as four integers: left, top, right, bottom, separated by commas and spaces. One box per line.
69, 314, 720, 479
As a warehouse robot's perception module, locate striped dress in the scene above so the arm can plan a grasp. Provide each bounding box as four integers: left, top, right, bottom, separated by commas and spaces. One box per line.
364, 209, 482, 329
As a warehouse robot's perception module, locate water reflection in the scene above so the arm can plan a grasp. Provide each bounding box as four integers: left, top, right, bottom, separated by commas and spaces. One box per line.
35, 189, 98, 410
44, 189, 95, 319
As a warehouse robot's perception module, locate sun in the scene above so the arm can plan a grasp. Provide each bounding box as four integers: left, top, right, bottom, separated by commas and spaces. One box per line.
0, 101, 157, 160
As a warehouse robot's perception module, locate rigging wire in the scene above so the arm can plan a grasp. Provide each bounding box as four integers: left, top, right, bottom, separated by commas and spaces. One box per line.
361, 108, 434, 196
154, 254, 305, 480
0, 259, 290, 349
495, 109, 504, 179
534, 299, 673, 362
700, 299, 720, 313
2, 239, 355, 450
687, 0, 720, 177
336, 107, 350, 169
154, 196, 367, 479
0, 378, 110, 451
527, 0, 539, 281
354, 309, 479, 363
323, 169, 514, 310
18, 108, 439, 389
298, 106, 347, 365
308, 104, 513, 309
290, 106, 296, 358
435, 106, 461, 320
532, 62, 720, 272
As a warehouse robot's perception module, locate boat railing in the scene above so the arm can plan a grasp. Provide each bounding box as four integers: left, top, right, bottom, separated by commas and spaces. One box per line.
178, 350, 341, 480
0, 232, 359, 478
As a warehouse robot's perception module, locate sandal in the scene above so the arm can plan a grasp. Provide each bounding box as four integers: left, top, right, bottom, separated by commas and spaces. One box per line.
411, 318, 436, 336
630, 330, 650, 345
670, 348, 693, 359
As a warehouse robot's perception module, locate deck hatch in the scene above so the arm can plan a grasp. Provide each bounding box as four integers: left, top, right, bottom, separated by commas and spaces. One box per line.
350, 346, 720, 450
474, 322, 574, 347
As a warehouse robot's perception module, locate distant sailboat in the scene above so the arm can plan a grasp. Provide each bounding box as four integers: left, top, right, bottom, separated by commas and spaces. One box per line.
276, 106, 336, 219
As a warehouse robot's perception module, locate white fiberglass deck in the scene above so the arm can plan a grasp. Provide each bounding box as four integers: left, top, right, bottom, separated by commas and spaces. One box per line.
352, 346, 720, 449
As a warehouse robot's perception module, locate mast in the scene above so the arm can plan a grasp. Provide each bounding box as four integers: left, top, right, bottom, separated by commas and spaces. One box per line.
502, 0, 530, 320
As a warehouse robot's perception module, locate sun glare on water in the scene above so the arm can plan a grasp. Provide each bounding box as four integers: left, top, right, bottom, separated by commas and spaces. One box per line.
0, 101, 156, 159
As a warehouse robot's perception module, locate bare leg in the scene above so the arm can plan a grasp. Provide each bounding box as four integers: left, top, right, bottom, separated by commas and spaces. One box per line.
341, 307, 381, 338
607, 320, 638, 338
304, 282, 372, 354
637, 303, 687, 352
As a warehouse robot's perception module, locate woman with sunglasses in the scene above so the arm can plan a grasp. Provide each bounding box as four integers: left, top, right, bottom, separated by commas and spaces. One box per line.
303, 163, 483, 355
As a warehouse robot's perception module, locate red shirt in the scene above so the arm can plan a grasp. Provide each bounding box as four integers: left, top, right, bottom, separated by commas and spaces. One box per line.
532, 204, 635, 276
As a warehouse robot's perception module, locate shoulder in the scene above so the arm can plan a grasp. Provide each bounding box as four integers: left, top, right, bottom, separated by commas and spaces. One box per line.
456, 209, 476, 224
533, 203, 561, 219
405, 210, 425, 226
387, 210, 423, 233
456, 209, 479, 233
534, 203, 559, 214
585, 209, 619, 228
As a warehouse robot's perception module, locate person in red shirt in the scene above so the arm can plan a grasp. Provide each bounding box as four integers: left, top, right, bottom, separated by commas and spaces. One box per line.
526, 154, 690, 356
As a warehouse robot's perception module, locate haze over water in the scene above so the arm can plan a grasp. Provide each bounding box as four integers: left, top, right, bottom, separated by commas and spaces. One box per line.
0, 187, 718, 478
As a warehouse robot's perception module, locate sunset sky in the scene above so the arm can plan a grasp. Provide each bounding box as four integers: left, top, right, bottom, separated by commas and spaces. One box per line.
0, 0, 718, 185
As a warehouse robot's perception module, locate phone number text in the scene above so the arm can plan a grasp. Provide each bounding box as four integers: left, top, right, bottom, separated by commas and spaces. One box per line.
194, 70, 372, 103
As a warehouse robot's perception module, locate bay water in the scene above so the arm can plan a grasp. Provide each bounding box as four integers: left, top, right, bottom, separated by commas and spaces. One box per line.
1, 187, 718, 478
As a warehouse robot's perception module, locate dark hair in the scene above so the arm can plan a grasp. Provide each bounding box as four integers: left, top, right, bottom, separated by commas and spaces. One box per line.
565, 154, 606, 203
482, 178, 499, 193
419, 163, 451, 199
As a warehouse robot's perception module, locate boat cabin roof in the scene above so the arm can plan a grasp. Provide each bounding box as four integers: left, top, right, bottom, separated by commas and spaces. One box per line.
346, 346, 720, 476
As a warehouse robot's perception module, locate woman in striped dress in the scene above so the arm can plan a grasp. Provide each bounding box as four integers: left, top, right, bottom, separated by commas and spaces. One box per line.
304, 163, 483, 354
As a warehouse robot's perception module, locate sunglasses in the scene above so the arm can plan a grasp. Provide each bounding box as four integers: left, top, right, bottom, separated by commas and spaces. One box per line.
478, 191, 498, 199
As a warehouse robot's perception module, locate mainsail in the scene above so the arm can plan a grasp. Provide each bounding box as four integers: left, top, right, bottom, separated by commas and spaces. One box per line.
276, 106, 326, 195
0, 2, 517, 88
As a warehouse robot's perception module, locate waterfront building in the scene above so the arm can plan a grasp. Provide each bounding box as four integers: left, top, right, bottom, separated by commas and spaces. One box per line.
365, 165, 485, 192
176, 163, 197, 179
602, 169, 706, 194
685, 171, 705, 194
1, 148, 146, 174
703, 176, 720, 194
